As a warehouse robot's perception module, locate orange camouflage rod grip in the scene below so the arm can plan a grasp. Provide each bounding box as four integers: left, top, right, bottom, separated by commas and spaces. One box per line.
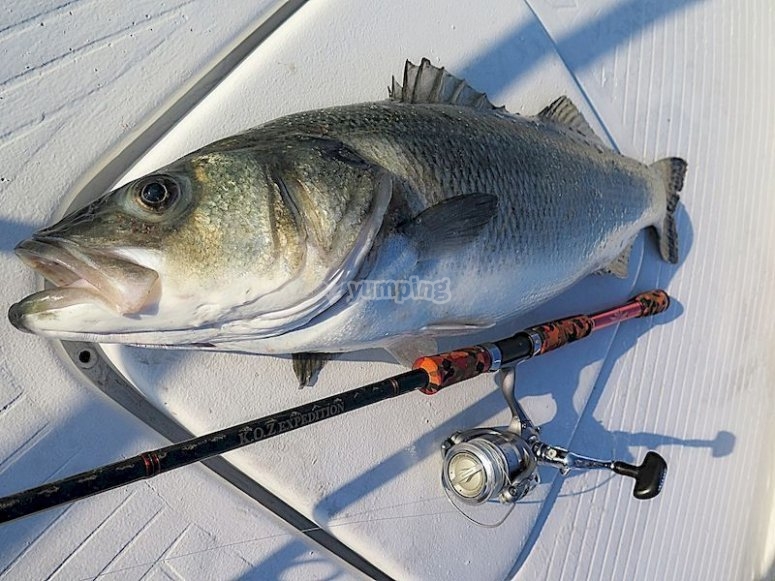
413, 289, 670, 394
533, 288, 670, 355
414, 347, 492, 395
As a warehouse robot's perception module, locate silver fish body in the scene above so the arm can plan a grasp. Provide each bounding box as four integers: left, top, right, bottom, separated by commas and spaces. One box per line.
9, 59, 686, 359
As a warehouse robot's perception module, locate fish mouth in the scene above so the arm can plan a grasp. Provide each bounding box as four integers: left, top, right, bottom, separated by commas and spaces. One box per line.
9, 237, 160, 333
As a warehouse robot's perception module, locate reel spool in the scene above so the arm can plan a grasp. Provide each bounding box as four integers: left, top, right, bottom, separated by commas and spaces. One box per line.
440, 367, 667, 523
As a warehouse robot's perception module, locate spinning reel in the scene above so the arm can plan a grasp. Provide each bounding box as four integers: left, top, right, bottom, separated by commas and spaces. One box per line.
441, 366, 667, 520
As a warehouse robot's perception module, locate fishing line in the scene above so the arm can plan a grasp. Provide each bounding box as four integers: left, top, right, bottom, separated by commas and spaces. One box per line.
79, 498, 460, 580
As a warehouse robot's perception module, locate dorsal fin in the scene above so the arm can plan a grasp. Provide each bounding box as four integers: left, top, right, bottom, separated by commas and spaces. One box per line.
389, 58, 505, 111
538, 96, 607, 149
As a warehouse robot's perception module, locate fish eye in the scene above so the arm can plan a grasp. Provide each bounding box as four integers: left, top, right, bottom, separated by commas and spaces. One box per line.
135, 176, 179, 212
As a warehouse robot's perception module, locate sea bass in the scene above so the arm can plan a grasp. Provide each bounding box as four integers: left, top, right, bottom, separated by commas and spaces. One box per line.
9, 59, 686, 372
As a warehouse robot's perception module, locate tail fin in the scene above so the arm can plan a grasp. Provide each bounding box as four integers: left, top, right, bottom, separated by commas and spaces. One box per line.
650, 157, 687, 263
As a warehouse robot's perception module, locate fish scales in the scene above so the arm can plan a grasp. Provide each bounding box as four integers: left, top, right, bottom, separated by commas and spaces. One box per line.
276, 103, 650, 274
9, 59, 686, 375
240, 102, 647, 275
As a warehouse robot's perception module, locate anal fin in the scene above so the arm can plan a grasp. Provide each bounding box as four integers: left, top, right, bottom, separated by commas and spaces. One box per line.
385, 319, 495, 367
595, 242, 633, 279
386, 337, 439, 367
420, 320, 495, 333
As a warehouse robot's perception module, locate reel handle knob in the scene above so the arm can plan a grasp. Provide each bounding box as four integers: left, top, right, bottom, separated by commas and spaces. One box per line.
613, 452, 667, 500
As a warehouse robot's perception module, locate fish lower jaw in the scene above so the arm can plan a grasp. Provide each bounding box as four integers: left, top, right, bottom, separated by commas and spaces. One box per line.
14, 237, 161, 317
8, 287, 117, 334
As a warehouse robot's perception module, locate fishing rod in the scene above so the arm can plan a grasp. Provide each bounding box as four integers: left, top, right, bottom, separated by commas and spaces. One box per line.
0, 289, 670, 525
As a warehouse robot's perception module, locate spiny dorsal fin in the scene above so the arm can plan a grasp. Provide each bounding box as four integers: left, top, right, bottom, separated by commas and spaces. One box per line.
538, 96, 606, 149
389, 58, 505, 111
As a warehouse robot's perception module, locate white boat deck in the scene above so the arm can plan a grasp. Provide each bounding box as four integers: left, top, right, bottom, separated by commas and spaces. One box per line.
1, 1, 774, 579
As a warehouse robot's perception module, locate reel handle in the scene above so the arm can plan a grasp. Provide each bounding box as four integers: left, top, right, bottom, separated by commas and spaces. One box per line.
613, 452, 667, 500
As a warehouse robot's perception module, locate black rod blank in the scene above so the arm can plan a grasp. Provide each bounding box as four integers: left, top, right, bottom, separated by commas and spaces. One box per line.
0, 369, 428, 524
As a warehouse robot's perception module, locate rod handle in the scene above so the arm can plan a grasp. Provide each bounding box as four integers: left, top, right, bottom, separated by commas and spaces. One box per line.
526, 315, 594, 356
531, 289, 671, 356
613, 451, 667, 500
631, 289, 671, 317
412, 290, 672, 392
413, 347, 491, 394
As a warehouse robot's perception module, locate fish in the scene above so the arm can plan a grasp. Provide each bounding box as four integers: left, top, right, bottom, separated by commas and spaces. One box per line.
9, 58, 687, 383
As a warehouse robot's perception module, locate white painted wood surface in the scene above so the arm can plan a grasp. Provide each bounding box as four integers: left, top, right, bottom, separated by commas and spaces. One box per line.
1, 1, 773, 579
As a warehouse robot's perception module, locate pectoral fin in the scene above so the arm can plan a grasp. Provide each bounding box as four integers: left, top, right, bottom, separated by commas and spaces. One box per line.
399, 193, 498, 258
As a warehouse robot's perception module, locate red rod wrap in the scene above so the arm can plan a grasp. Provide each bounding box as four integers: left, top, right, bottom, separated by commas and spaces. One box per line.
589, 289, 671, 331
589, 302, 644, 330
